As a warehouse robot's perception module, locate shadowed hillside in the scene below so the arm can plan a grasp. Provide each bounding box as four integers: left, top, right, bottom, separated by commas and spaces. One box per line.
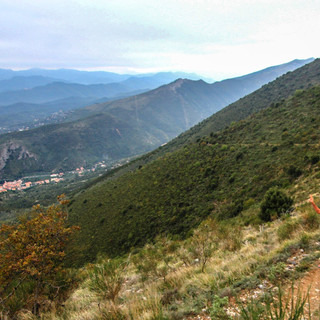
66, 84, 320, 266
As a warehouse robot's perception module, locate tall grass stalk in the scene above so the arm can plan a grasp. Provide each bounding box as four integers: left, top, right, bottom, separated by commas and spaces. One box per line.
239, 285, 313, 320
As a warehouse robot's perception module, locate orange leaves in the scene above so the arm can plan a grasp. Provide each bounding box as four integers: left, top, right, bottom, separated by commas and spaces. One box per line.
0, 195, 78, 289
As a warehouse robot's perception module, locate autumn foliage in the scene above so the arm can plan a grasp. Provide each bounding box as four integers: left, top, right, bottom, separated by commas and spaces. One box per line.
0, 195, 79, 316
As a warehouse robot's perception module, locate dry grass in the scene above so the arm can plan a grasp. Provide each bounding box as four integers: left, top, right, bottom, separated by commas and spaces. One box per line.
40, 198, 320, 320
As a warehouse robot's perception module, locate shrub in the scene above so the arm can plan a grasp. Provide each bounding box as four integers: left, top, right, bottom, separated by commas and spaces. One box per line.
299, 232, 312, 249
209, 295, 231, 320
302, 209, 320, 230
218, 225, 243, 252
188, 219, 218, 272
286, 165, 302, 179
88, 257, 128, 302
219, 201, 243, 219
243, 198, 255, 210
267, 262, 288, 284
310, 155, 320, 165
259, 188, 293, 222
277, 220, 300, 241
132, 237, 175, 282
0, 195, 78, 317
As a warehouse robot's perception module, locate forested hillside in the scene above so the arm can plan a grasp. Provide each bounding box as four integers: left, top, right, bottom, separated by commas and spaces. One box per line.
67, 85, 320, 266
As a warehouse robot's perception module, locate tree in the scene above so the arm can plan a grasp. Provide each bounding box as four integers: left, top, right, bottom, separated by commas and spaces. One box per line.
88, 257, 128, 303
259, 187, 293, 222
132, 236, 176, 282
188, 218, 218, 272
0, 195, 79, 317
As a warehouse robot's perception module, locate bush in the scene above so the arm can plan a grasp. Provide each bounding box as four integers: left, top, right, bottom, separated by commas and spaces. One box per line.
209, 295, 231, 320
286, 165, 302, 179
277, 220, 300, 241
88, 257, 128, 302
0, 195, 79, 317
310, 154, 320, 165
259, 188, 293, 222
302, 209, 320, 230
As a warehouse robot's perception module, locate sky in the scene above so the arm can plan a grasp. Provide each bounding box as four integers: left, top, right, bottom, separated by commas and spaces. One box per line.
0, 0, 320, 80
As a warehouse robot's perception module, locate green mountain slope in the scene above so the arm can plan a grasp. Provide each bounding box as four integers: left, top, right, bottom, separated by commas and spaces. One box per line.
170, 58, 320, 147
0, 59, 312, 180
66, 84, 320, 266
85, 58, 320, 182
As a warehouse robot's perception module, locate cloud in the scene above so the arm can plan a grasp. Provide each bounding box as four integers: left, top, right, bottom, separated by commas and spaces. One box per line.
0, 0, 319, 78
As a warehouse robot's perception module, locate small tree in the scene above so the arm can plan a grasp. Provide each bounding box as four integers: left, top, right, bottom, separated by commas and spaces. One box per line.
0, 195, 78, 316
132, 236, 176, 282
260, 188, 293, 222
188, 218, 218, 272
88, 257, 128, 304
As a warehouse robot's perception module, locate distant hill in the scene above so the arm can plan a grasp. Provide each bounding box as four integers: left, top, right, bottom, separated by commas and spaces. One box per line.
66, 83, 320, 265
0, 68, 130, 84
0, 70, 211, 131
0, 81, 150, 105
0, 58, 314, 179
0, 72, 212, 104
0, 97, 96, 132
0, 68, 210, 86
0, 76, 61, 93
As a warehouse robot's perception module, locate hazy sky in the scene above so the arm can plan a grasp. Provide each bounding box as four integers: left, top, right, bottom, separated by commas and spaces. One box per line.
1, 0, 319, 79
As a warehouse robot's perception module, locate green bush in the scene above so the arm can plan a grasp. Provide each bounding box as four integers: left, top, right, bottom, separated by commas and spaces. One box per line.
302, 209, 320, 230
209, 295, 231, 320
286, 165, 302, 179
277, 220, 299, 241
88, 257, 127, 302
259, 188, 294, 222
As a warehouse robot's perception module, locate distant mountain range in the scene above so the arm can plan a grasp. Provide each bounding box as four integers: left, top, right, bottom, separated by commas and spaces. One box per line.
0, 68, 212, 87
0, 81, 150, 105
0, 70, 213, 132
0, 58, 314, 179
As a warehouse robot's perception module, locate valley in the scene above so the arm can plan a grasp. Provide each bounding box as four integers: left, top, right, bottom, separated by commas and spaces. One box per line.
2, 1, 320, 319
1, 59, 320, 319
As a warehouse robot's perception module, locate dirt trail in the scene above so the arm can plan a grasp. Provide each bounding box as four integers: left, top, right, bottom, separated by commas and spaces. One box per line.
288, 263, 320, 318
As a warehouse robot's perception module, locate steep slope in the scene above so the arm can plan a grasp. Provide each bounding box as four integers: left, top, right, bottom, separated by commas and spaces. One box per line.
0, 59, 313, 179
66, 85, 320, 266
168, 58, 320, 147
75, 58, 320, 180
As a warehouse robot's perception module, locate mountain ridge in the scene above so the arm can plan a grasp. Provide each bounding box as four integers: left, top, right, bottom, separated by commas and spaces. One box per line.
0, 58, 314, 180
